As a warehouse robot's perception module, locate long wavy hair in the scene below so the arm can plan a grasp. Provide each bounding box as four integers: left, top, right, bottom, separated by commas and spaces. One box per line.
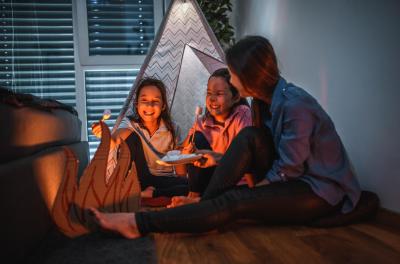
225, 36, 280, 128
129, 77, 176, 144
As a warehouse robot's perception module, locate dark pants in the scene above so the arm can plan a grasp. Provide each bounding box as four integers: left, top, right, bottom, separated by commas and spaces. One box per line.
135, 127, 340, 234
145, 132, 216, 197
187, 132, 216, 194
124, 132, 188, 196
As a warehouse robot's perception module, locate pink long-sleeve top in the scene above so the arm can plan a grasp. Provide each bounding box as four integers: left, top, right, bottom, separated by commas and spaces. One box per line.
189, 104, 252, 154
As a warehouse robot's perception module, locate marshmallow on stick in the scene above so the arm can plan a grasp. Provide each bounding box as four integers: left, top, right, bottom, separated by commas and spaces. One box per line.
189, 106, 203, 145
195, 106, 203, 116
101, 109, 111, 121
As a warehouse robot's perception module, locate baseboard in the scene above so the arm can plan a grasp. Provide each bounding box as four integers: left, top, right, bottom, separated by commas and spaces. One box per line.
375, 208, 400, 230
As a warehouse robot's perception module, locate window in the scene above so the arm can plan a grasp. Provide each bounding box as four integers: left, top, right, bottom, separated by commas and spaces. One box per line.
86, 0, 155, 56
1, 0, 163, 159
76, 0, 163, 158
0, 0, 76, 107
85, 69, 139, 158
75, 0, 162, 65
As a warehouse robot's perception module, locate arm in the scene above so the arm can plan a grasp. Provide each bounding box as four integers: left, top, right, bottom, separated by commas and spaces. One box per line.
266, 100, 314, 183
91, 120, 132, 149
192, 149, 223, 168
177, 124, 196, 150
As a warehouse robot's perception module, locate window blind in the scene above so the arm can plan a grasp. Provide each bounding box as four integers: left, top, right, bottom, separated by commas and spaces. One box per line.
85, 69, 139, 158
0, 0, 76, 107
86, 0, 155, 56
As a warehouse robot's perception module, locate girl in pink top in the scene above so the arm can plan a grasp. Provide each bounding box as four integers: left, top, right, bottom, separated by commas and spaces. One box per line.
183, 68, 252, 196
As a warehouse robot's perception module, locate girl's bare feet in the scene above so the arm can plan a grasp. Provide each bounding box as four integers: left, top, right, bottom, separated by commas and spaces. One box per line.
187, 191, 200, 198
167, 196, 200, 208
141, 186, 155, 198
89, 208, 141, 239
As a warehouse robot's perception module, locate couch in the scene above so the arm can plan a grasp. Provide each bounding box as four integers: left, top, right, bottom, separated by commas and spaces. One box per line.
0, 88, 89, 263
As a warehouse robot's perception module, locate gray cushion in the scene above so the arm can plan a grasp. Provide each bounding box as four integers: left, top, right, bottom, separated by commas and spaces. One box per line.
0, 103, 81, 163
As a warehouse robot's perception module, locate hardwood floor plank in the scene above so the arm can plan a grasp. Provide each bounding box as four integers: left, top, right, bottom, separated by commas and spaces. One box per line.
152, 218, 400, 263
350, 223, 400, 253
234, 224, 284, 264
300, 226, 400, 263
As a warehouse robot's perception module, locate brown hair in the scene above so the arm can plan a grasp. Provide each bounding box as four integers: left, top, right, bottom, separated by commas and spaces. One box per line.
129, 77, 176, 144
225, 36, 280, 127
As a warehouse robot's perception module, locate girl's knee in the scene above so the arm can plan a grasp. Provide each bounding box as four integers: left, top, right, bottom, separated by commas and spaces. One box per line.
193, 131, 211, 149
125, 131, 141, 147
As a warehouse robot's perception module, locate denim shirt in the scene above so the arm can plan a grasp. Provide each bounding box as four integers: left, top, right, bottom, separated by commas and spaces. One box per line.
265, 77, 361, 213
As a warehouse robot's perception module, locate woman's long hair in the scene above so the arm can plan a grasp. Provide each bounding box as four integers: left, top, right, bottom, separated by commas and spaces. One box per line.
225, 36, 280, 128
129, 78, 176, 144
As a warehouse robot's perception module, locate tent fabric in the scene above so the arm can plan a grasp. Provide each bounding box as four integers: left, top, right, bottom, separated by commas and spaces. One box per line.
113, 0, 226, 136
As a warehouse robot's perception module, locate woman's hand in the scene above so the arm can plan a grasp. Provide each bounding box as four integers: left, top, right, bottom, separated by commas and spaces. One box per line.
193, 150, 223, 168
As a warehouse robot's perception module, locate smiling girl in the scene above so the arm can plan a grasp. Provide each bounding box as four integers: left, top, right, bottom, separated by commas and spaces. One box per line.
92, 78, 187, 194
180, 68, 252, 197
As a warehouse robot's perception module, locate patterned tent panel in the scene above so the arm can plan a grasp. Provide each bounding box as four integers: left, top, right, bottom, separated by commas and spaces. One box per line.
113, 0, 225, 132
170, 44, 224, 140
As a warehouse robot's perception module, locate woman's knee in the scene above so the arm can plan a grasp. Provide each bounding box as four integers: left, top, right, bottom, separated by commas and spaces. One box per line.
237, 127, 267, 141
236, 126, 274, 151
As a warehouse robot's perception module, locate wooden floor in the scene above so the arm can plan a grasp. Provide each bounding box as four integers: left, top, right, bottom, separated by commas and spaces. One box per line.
151, 220, 400, 263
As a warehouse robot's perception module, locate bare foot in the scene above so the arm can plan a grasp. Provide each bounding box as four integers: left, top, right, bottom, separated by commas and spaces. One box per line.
167, 196, 200, 208
141, 186, 155, 198
187, 191, 200, 198
89, 208, 141, 239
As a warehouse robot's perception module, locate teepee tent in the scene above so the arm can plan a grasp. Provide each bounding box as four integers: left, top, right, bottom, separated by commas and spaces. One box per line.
113, 0, 226, 137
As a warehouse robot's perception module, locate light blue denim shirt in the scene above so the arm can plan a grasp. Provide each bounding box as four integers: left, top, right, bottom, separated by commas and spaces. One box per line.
265, 77, 361, 213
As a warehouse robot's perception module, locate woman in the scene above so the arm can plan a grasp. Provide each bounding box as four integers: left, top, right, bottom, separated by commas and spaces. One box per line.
90, 36, 361, 239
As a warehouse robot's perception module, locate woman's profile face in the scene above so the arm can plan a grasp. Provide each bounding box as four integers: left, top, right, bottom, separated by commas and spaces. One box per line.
228, 68, 252, 98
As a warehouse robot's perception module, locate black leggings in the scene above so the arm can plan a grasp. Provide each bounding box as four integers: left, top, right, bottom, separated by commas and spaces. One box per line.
135, 127, 340, 234
124, 132, 188, 195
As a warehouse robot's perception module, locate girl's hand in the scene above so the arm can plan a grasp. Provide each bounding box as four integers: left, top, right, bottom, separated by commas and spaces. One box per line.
91, 122, 102, 138
193, 150, 222, 168
181, 142, 196, 154
91, 122, 122, 149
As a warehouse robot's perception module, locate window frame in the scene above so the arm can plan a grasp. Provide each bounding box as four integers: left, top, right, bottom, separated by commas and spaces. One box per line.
71, 0, 165, 141
74, 0, 163, 66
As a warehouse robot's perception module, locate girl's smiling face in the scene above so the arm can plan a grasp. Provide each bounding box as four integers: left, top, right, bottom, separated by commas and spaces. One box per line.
206, 76, 239, 123
137, 85, 165, 124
